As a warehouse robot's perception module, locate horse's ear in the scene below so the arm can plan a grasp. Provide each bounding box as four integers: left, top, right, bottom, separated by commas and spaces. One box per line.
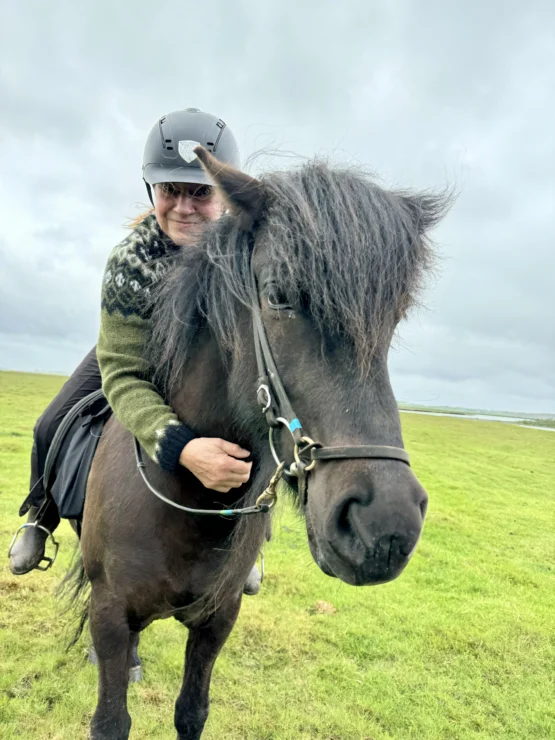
400, 190, 453, 234
194, 146, 265, 229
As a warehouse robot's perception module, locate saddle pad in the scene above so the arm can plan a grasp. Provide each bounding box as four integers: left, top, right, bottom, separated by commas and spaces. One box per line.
47, 391, 112, 520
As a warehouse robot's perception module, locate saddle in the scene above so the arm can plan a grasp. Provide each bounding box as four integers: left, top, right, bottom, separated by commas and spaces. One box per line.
45, 389, 112, 520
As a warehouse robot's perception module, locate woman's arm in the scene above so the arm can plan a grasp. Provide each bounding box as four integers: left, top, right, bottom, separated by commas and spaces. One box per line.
97, 307, 196, 472
97, 235, 251, 489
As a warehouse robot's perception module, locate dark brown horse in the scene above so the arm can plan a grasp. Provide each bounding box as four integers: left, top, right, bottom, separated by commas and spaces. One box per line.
70, 149, 450, 739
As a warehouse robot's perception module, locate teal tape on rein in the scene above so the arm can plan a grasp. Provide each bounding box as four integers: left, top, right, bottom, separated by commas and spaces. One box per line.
289, 418, 302, 433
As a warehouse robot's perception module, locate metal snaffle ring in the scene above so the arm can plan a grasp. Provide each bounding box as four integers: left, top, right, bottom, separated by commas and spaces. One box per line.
294, 436, 319, 472
268, 417, 298, 474
257, 383, 272, 413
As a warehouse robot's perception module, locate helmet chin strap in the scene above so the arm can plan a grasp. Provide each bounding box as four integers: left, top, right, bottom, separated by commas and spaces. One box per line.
144, 180, 154, 207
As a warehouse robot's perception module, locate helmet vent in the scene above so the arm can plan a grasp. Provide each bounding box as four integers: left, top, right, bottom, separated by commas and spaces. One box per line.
159, 118, 175, 151
212, 120, 226, 153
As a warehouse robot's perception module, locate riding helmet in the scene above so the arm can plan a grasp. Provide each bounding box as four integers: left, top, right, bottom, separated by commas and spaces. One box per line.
142, 108, 241, 201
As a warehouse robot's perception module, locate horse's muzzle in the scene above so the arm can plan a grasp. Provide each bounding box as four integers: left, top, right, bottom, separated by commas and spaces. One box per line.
306, 464, 427, 586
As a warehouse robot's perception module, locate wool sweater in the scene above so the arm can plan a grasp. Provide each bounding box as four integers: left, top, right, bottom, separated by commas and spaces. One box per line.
96, 214, 196, 471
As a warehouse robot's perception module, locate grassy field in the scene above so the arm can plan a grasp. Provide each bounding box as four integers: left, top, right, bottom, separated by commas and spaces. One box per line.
0, 370, 554, 739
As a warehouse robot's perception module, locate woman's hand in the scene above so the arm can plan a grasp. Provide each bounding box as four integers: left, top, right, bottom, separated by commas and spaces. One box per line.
179, 438, 252, 492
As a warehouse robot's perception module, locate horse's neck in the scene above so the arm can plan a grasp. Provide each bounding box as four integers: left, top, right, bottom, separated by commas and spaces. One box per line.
171, 331, 234, 437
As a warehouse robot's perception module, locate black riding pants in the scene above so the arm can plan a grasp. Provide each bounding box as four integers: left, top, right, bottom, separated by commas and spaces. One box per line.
20, 347, 102, 516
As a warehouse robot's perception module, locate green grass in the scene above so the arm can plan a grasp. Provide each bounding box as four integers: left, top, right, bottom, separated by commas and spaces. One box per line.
1, 370, 554, 739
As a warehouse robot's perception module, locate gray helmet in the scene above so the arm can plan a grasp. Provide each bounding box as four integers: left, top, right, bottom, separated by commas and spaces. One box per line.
142, 108, 241, 197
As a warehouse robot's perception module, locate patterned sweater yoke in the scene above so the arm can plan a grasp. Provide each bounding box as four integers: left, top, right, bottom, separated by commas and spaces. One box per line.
96, 214, 196, 471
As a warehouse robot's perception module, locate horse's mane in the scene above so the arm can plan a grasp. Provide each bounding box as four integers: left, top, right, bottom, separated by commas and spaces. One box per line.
149, 159, 450, 394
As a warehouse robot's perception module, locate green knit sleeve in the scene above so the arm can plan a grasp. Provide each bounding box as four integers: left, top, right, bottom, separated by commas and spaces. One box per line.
96, 239, 196, 471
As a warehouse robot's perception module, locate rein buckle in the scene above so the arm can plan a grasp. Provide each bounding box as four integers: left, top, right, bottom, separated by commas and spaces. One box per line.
255, 462, 285, 511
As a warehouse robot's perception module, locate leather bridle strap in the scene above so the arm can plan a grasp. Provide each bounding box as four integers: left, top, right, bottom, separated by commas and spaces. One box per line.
312, 445, 410, 464
252, 306, 304, 441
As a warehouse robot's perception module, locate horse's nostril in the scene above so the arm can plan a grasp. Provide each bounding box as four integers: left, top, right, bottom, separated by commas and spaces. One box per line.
336, 499, 353, 537
419, 495, 428, 519
332, 489, 373, 540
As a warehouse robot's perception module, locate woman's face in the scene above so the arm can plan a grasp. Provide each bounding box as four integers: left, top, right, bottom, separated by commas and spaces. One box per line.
154, 182, 225, 246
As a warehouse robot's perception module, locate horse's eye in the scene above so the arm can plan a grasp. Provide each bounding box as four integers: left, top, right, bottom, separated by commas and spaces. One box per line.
266, 284, 292, 310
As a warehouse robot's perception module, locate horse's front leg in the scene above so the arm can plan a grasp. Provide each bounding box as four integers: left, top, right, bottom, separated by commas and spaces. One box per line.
89, 586, 134, 740
174, 596, 242, 740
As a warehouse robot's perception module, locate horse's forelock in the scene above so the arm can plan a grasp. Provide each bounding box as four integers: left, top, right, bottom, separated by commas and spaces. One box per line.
149, 160, 451, 392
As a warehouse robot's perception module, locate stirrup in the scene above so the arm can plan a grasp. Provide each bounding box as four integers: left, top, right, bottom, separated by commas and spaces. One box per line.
7, 522, 60, 571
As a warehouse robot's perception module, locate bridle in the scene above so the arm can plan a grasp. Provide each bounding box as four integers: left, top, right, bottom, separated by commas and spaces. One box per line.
135, 251, 410, 516
250, 271, 410, 509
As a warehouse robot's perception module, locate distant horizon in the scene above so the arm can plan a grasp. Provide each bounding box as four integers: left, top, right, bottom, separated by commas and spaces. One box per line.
2, 368, 553, 420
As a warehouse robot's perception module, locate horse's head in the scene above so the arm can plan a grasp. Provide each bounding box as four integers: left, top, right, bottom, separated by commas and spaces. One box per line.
157, 148, 451, 587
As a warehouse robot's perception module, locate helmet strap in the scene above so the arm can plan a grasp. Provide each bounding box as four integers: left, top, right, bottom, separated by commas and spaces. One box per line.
144, 180, 154, 207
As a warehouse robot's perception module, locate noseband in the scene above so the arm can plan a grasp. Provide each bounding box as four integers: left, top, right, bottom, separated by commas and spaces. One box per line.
135, 256, 410, 516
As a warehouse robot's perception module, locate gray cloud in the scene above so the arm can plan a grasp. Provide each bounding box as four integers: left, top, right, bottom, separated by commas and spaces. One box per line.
1, 0, 554, 414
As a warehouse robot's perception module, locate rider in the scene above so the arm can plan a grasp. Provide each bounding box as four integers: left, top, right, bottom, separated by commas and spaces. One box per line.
9, 108, 260, 593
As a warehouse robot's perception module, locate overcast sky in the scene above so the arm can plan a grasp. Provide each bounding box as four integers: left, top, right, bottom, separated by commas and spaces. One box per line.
1, 0, 553, 414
